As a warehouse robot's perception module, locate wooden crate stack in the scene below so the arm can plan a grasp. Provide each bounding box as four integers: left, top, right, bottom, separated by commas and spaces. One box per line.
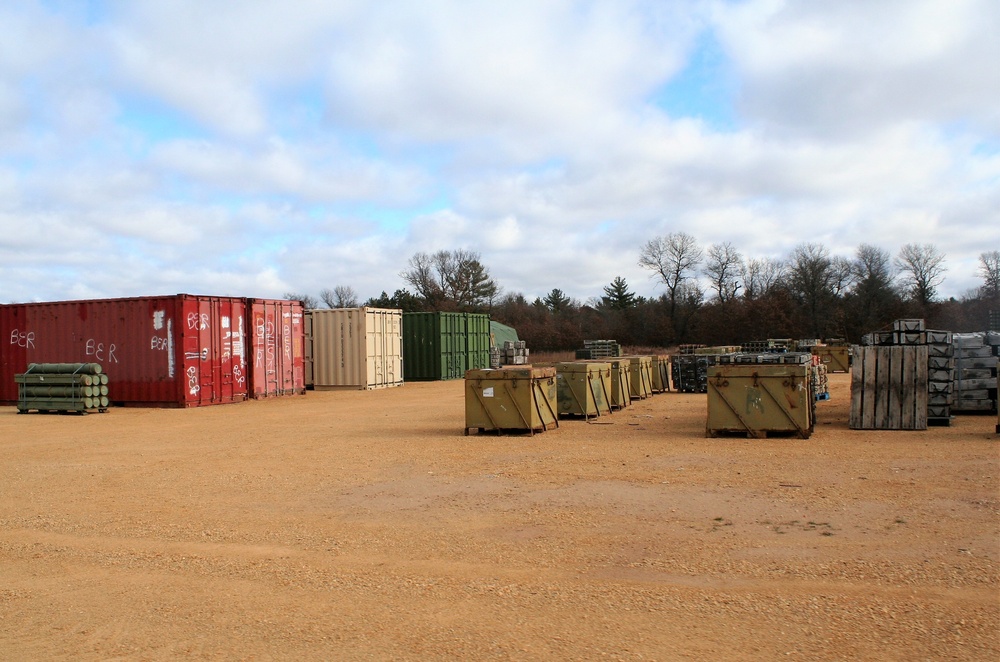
951, 332, 1000, 414
850, 343, 928, 430
491, 340, 529, 368
576, 339, 621, 359
925, 329, 955, 425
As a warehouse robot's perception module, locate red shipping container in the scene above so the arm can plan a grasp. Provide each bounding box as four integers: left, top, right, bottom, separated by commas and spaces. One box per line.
1, 294, 249, 407
245, 298, 305, 398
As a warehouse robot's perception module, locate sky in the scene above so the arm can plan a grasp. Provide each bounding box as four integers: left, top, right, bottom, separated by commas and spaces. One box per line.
1, 0, 998, 306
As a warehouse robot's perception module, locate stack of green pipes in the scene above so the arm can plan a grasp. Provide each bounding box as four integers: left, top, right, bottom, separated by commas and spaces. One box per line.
15, 363, 109, 413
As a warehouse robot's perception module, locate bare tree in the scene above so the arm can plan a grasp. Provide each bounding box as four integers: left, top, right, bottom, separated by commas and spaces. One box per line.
895, 243, 946, 306
830, 256, 855, 296
638, 232, 702, 320
846, 244, 899, 338
703, 242, 743, 302
283, 292, 319, 309
320, 286, 359, 308
741, 257, 785, 299
401, 249, 501, 311
787, 243, 837, 337
979, 250, 1000, 299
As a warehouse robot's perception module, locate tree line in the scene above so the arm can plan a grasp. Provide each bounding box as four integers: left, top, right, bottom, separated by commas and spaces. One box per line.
288, 240, 1000, 351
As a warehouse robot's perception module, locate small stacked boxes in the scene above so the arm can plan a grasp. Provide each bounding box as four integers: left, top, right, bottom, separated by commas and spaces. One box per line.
15, 363, 110, 414
672, 354, 712, 393
491, 340, 529, 368
576, 339, 621, 359
951, 332, 999, 414
810, 354, 830, 401
925, 329, 954, 425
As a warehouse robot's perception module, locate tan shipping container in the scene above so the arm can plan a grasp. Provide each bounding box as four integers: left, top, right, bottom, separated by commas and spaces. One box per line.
306, 308, 403, 390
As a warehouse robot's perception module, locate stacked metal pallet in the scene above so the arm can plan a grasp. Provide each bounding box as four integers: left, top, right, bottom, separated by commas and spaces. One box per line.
672, 354, 710, 393
15, 363, 109, 414
952, 332, 999, 414
491, 340, 529, 368
925, 329, 955, 425
575, 339, 621, 360
740, 340, 769, 353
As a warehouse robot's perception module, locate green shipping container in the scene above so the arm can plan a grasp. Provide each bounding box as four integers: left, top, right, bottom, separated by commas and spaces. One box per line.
403, 312, 468, 381
465, 313, 492, 371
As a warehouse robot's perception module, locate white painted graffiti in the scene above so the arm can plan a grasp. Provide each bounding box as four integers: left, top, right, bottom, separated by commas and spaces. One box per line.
187, 365, 200, 395
150, 336, 169, 351
255, 315, 275, 373
185, 348, 209, 361
233, 363, 245, 386
10, 329, 35, 349
187, 312, 210, 330
86, 338, 119, 364
283, 324, 292, 360
167, 319, 175, 378
153, 310, 165, 330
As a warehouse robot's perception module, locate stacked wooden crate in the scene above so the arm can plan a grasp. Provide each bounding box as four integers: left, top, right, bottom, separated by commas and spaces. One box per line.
851, 320, 930, 431
925, 329, 955, 425
492, 340, 529, 368
951, 332, 999, 414
810, 354, 830, 401
576, 339, 621, 359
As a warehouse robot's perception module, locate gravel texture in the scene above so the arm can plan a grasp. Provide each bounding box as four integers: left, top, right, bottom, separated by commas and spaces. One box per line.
1, 372, 997, 660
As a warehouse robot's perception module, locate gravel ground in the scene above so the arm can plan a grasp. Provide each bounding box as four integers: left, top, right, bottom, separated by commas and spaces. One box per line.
1, 372, 997, 660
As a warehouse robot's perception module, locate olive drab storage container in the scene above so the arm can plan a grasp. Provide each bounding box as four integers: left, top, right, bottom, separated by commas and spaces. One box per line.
650, 354, 671, 392
586, 359, 630, 409
306, 307, 403, 390
621, 355, 653, 400
706, 363, 815, 438
812, 345, 850, 373
552, 362, 612, 419
465, 367, 559, 435
1, 294, 250, 407
246, 298, 306, 398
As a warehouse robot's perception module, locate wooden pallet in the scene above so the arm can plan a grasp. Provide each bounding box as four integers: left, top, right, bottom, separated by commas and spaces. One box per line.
850, 345, 928, 430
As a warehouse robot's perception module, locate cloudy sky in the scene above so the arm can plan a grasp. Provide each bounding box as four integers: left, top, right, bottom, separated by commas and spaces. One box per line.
1, 0, 998, 305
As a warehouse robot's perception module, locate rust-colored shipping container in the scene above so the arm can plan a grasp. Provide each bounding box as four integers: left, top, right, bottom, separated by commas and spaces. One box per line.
245, 298, 305, 398
1, 294, 254, 407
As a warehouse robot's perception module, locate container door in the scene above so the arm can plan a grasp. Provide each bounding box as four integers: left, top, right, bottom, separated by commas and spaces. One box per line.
180, 296, 243, 406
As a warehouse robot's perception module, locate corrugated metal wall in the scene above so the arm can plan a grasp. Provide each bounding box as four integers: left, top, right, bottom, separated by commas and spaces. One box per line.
402, 312, 468, 381
465, 313, 491, 370
0, 294, 250, 407
246, 299, 305, 398
308, 307, 402, 389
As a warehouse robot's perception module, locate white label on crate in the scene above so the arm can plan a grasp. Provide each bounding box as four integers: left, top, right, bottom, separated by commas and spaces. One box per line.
483, 387, 494, 398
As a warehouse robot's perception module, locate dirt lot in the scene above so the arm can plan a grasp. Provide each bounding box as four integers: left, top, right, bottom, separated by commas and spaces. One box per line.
1, 372, 997, 660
